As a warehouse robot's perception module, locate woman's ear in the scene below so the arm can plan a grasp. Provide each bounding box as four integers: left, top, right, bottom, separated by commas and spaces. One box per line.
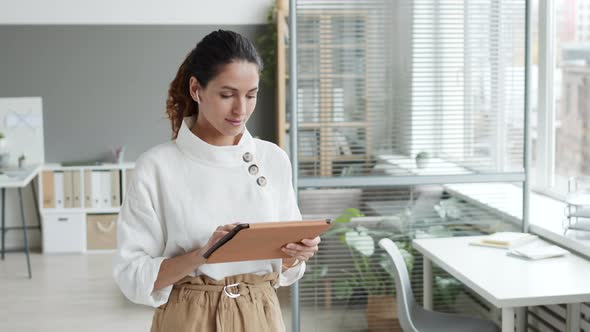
189, 77, 201, 104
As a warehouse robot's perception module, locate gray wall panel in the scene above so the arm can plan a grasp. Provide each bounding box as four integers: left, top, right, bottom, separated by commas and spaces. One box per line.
0, 25, 276, 163
0, 25, 276, 250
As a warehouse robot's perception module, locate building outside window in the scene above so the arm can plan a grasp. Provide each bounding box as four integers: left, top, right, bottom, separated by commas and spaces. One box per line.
532, 0, 590, 196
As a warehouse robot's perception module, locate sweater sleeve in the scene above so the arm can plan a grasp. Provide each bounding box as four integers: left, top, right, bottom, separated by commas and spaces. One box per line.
112, 162, 171, 307
276, 149, 306, 286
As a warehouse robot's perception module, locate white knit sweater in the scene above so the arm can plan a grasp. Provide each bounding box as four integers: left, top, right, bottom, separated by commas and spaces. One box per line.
113, 116, 305, 307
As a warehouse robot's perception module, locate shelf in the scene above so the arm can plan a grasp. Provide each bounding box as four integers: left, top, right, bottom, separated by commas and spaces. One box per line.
39, 164, 129, 254
276, 7, 373, 178
298, 73, 365, 80
285, 121, 369, 131
299, 155, 369, 163
298, 121, 369, 129
298, 43, 367, 50
41, 207, 121, 214
44, 162, 135, 171
85, 249, 117, 255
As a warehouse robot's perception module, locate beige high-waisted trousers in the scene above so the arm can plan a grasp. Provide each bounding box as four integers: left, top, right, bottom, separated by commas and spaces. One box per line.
150, 272, 285, 332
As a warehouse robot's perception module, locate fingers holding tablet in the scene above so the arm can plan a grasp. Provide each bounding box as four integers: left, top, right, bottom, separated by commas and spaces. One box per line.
281, 236, 321, 261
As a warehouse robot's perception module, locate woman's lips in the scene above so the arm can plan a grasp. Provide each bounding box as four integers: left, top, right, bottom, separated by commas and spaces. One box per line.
226, 119, 242, 126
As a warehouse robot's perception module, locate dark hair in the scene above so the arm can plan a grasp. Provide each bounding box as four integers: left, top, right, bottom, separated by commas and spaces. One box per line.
166, 29, 263, 138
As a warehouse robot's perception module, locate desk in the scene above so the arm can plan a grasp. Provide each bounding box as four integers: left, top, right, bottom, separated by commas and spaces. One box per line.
0, 164, 43, 278
375, 154, 472, 176
413, 236, 590, 332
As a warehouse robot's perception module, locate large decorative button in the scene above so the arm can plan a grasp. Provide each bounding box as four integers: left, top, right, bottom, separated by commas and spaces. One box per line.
256, 176, 267, 187
248, 164, 259, 175
242, 152, 253, 163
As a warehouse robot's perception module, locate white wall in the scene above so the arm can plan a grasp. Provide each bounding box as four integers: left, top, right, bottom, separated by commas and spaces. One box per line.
0, 0, 273, 25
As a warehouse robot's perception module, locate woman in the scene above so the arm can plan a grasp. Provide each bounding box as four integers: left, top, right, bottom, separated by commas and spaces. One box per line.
113, 30, 320, 332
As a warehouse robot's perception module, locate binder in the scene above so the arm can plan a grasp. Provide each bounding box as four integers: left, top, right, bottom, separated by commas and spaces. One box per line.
91, 171, 102, 208
101, 171, 111, 208
42, 171, 55, 208
72, 171, 81, 208
63, 171, 72, 208
203, 219, 332, 263
54, 171, 65, 209
125, 169, 134, 184
84, 170, 93, 208
111, 170, 120, 207
123, 169, 134, 200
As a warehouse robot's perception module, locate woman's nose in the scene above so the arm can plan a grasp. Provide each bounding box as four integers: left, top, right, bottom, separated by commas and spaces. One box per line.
233, 97, 247, 115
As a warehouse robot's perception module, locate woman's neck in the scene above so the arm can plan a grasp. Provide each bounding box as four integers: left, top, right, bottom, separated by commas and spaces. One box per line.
190, 116, 242, 146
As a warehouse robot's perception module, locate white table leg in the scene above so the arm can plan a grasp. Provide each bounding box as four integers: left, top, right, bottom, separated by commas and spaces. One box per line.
423, 257, 433, 310
515, 307, 526, 332
502, 307, 515, 332
566, 303, 581, 332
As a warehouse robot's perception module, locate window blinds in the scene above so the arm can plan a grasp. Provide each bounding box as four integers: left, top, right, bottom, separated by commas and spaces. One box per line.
291, 0, 527, 331
294, 0, 525, 178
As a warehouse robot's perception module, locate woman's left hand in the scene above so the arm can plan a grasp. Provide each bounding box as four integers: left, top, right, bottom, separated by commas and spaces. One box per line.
281, 236, 321, 268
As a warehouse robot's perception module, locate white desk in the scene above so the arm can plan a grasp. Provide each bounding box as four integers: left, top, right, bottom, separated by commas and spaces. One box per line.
0, 164, 43, 278
413, 236, 590, 332
375, 154, 472, 175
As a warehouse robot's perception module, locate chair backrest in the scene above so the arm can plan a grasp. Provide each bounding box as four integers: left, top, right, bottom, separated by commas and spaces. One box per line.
378, 238, 419, 332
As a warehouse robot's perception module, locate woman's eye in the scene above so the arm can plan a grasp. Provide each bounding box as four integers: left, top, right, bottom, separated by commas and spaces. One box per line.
247, 95, 257, 99
221, 94, 233, 99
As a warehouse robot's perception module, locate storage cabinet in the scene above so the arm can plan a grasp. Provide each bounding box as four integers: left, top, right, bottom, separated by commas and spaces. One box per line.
38, 163, 134, 253
41, 212, 86, 253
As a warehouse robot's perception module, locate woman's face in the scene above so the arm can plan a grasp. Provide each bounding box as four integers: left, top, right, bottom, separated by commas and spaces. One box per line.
190, 61, 259, 143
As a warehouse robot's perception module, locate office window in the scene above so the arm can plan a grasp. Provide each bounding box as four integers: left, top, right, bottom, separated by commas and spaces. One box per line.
554, 0, 590, 193
409, 0, 525, 174
532, 0, 590, 195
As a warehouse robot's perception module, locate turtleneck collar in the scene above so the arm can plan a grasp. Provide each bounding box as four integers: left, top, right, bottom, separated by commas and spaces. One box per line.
175, 115, 256, 167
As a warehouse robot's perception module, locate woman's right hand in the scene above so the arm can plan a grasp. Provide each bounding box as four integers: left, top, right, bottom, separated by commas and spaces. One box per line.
154, 224, 239, 290
197, 224, 238, 259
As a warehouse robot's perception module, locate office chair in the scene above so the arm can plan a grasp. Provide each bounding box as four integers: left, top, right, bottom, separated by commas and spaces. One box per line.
378, 238, 500, 332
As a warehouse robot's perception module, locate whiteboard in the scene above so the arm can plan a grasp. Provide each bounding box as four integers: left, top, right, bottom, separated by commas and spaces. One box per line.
0, 97, 45, 167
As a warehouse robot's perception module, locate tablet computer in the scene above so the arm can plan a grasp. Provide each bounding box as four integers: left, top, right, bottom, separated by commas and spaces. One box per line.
202, 219, 332, 263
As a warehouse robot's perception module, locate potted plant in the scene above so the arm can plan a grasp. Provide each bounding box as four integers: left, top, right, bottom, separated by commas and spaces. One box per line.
0, 132, 8, 168
318, 208, 413, 331
0, 132, 6, 149
433, 197, 462, 220
415, 151, 430, 169
433, 275, 463, 311
255, 2, 278, 88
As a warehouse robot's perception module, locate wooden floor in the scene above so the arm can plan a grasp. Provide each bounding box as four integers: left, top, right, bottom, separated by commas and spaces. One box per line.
0, 251, 155, 332
0, 252, 370, 332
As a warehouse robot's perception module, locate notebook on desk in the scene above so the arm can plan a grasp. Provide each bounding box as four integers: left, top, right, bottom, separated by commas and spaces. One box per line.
507, 241, 569, 260
469, 232, 538, 249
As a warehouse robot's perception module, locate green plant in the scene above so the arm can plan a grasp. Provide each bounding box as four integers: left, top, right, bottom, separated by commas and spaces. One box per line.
0, 132, 4, 139
319, 208, 414, 302
415, 151, 430, 169
415, 151, 429, 160
305, 207, 466, 311
433, 275, 463, 304
433, 197, 462, 220
255, 3, 277, 87
334, 230, 414, 301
